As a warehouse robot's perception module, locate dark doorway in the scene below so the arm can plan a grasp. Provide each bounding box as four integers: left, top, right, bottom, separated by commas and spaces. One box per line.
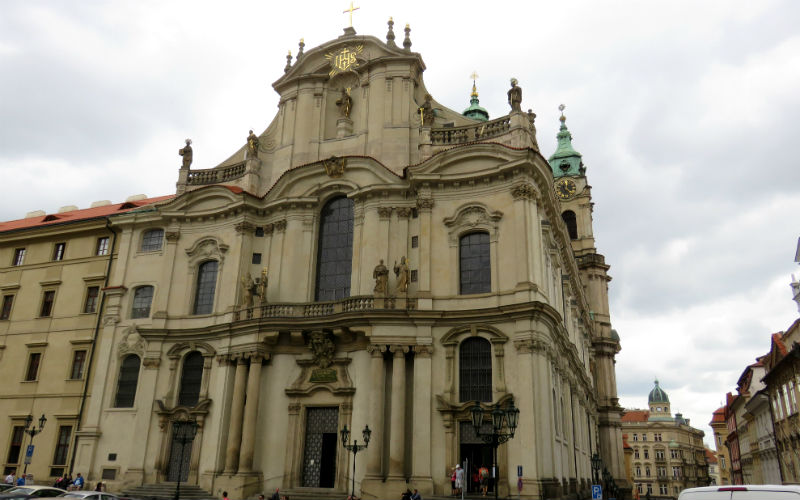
166, 422, 194, 482
302, 407, 339, 488
460, 421, 494, 494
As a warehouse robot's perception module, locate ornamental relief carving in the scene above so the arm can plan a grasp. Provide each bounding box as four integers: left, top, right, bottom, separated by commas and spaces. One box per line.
185, 237, 228, 267
443, 203, 503, 246
511, 182, 538, 201
118, 326, 146, 359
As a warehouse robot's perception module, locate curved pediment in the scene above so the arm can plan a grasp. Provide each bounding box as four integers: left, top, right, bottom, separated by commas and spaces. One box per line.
409, 143, 534, 180
159, 185, 247, 215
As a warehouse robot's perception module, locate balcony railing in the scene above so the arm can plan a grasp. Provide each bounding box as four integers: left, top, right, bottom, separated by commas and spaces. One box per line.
187, 161, 246, 185
430, 115, 512, 145
233, 295, 418, 321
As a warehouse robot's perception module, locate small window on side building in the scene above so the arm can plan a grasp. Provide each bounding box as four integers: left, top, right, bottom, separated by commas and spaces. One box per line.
252, 253, 262, 264
70, 350, 87, 380
96, 237, 110, 256
0, 295, 13, 320
25, 352, 41, 381
84, 286, 100, 314
12, 248, 26, 266
40, 290, 56, 317
141, 229, 164, 252
52, 242, 66, 261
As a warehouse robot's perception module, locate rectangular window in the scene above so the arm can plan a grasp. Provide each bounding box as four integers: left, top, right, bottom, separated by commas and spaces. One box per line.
96, 237, 110, 256
660, 485, 668, 495
52, 426, 71, 465
673, 466, 680, 478
25, 352, 41, 381
633, 433, 638, 441
252, 253, 262, 264
642, 433, 648, 441
83, 286, 100, 314
721, 456, 726, 468
52, 242, 66, 261
655, 433, 662, 441
6, 426, 24, 464
40, 290, 55, 317
634, 449, 640, 459
0, 295, 13, 320
790, 381, 798, 414
12, 248, 26, 266
645, 467, 650, 477
647, 485, 653, 495
637, 484, 643, 494
255, 227, 264, 237
410, 269, 418, 282
70, 350, 87, 380
411, 235, 419, 248
644, 449, 649, 459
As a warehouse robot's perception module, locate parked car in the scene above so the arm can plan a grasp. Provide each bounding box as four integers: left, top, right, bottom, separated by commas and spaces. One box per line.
0, 486, 17, 493
679, 485, 800, 500
0, 486, 65, 498
58, 492, 119, 500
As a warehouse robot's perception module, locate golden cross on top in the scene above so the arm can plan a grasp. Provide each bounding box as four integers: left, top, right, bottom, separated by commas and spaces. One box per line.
343, 1, 360, 27
470, 71, 479, 81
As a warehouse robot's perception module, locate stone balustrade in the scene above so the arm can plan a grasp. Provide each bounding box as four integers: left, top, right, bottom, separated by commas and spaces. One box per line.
187, 162, 246, 185
430, 115, 511, 145
233, 295, 417, 321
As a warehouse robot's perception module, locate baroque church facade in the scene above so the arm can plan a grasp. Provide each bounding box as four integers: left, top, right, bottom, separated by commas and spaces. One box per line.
0, 20, 626, 500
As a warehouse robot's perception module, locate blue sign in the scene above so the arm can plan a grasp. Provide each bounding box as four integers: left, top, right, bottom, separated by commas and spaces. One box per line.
24, 445, 34, 464
592, 485, 603, 500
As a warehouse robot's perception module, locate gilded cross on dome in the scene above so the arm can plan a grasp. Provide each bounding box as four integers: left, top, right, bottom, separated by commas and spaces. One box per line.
343, 1, 360, 27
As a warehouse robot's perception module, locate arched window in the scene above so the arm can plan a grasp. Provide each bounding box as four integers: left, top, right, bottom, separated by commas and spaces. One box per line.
141, 228, 164, 252
193, 260, 218, 315
178, 351, 204, 407
131, 286, 154, 319
114, 354, 141, 407
459, 337, 492, 402
459, 232, 490, 294
561, 211, 578, 240
315, 196, 354, 301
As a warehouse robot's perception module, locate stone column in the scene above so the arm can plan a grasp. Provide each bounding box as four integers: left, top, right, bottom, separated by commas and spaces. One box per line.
411, 344, 434, 489
238, 354, 263, 473
512, 338, 539, 493
224, 357, 248, 473
388, 345, 408, 476
366, 345, 385, 476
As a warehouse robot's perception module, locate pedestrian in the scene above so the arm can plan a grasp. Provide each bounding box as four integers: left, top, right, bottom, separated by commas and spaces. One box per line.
258, 495, 265, 500
455, 464, 464, 496
16, 475, 25, 486
270, 487, 280, 500
411, 488, 422, 500
222, 491, 230, 500
478, 465, 489, 496
73, 472, 84, 490
5, 469, 15, 484
450, 467, 456, 495
95, 482, 103, 492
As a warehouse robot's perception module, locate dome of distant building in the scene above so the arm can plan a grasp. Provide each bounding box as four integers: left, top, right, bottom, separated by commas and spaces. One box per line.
648, 378, 669, 404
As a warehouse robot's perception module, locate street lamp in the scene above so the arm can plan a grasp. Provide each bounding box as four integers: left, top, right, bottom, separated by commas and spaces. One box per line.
22, 414, 47, 477
591, 453, 602, 485
341, 424, 371, 500
172, 419, 198, 500
469, 398, 520, 500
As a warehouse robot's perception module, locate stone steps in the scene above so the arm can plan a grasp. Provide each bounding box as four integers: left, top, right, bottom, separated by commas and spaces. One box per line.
122, 482, 214, 500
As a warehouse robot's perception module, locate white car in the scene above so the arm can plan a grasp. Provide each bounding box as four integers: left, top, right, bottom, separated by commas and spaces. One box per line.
58, 492, 119, 500
679, 485, 800, 500
2, 486, 66, 498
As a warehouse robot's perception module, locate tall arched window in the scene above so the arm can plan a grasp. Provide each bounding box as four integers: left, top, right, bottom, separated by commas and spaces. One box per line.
131, 286, 154, 319
178, 351, 204, 407
114, 354, 141, 408
459, 337, 492, 402
193, 261, 218, 315
459, 232, 490, 294
561, 210, 578, 240
315, 196, 354, 301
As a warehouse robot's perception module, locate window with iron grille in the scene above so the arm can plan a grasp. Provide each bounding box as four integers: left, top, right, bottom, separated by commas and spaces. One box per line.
131, 286, 154, 318
6, 426, 24, 464
26, 352, 41, 381
52, 242, 66, 261
178, 352, 204, 407
141, 229, 164, 252
115, 354, 141, 408
40, 290, 55, 317
315, 196, 353, 301
193, 261, 218, 315
0, 295, 13, 320
459, 232, 490, 294
52, 426, 72, 465
84, 286, 100, 314
12, 248, 26, 266
459, 337, 492, 402
96, 237, 110, 256
70, 350, 87, 380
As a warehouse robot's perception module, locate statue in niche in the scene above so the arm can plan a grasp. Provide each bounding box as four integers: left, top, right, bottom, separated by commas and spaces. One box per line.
373, 259, 389, 295
308, 331, 335, 369
179, 139, 193, 169
507, 78, 522, 112
257, 267, 268, 304
246, 130, 259, 159
420, 94, 435, 126
394, 256, 410, 294
336, 87, 353, 118
240, 272, 255, 309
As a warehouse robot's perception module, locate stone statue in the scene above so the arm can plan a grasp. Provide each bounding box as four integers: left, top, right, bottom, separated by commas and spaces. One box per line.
507, 78, 522, 112
420, 94, 435, 126
246, 130, 259, 159
527, 109, 539, 149
373, 259, 389, 295
241, 272, 254, 309
336, 87, 353, 119
308, 331, 335, 369
179, 139, 193, 169
394, 256, 409, 294
257, 267, 268, 303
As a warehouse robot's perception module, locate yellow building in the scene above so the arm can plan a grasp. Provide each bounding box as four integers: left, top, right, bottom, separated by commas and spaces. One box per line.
709, 406, 731, 485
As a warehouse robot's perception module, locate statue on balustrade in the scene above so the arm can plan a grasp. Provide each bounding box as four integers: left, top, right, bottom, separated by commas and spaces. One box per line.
373, 259, 389, 295
257, 267, 268, 304
508, 78, 522, 112
420, 94, 435, 126
179, 139, 193, 169
336, 87, 353, 118
241, 272, 255, 309
394, 256, 410, 294
246, 130, 260, 159
527, 109, 539, 149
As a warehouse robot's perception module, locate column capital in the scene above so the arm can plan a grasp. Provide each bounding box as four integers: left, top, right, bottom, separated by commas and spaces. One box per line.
389, 344, 410, 356
414, 345, 434, 358
367, 344, 386, 357
416, 197, 434, 211
234, 221, 256, 234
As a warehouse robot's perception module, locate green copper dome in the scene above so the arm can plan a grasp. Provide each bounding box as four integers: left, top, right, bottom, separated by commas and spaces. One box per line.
648, 379, 670, 404
462, 81, 489, 122
548, 105, 583, 178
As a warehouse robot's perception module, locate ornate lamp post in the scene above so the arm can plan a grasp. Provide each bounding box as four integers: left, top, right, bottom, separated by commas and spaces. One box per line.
172, 419, 198, 500
469, 399, 520, 500
340, 424, 371, 500
591, 453, 602, 485
22, 414, 47, 477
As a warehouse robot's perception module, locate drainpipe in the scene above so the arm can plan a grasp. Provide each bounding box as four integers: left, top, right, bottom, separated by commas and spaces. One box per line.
69, 219, 118, 475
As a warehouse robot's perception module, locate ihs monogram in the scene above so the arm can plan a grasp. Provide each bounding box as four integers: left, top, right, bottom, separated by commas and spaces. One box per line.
324, 45, 364, 77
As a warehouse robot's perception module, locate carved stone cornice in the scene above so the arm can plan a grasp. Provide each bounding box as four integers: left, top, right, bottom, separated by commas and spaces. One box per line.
288, 402, 301, 414
377, 206, 393, 219
234, 222, 256, 233
275, 220, 287, 232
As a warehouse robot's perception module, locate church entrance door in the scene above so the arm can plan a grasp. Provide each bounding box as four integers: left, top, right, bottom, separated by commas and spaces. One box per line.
166, 422, 194, 482
459, 421, 494, 494
302, 407, 339, 488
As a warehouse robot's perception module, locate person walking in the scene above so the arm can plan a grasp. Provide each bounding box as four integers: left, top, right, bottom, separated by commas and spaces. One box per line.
455, 464, 464, 496
4, 470, 15, 485
478, 465, 489, 496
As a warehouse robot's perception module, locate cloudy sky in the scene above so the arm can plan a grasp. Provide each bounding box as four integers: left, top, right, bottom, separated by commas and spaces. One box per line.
2, 0, 799, 444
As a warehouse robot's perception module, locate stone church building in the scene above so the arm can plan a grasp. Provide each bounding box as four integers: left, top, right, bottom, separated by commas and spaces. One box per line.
0, 20, 626, 500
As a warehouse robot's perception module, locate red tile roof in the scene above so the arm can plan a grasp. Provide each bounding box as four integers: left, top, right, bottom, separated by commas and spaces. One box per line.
0, 195, 173, 233
710, 406, 726, 424
705, 448, 717, 463
622, 410, 650, 422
